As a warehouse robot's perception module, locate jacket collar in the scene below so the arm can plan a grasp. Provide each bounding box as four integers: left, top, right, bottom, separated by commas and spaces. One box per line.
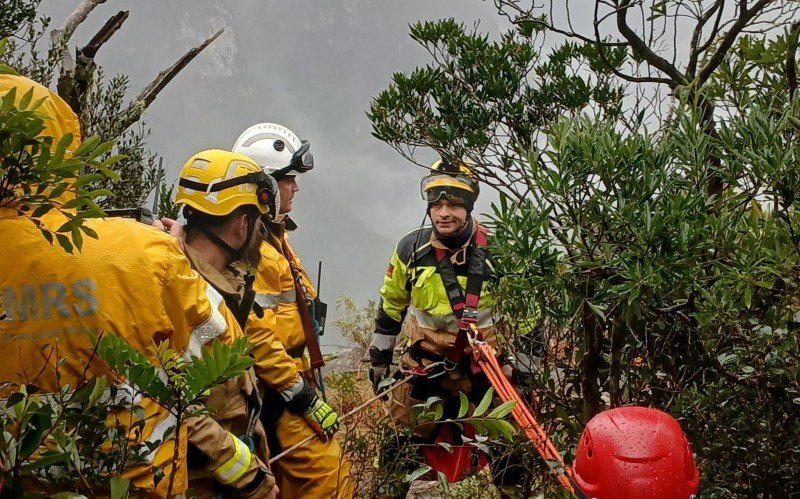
429, 218, 479, 265
183, 242, 242, 298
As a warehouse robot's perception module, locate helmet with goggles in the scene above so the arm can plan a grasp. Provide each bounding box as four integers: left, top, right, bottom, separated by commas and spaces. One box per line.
232, 123, 314, 181
176, 149, 277, 218
421, 159, 479, 211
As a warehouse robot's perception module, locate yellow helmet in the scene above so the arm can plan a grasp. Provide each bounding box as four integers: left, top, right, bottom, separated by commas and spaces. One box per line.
421, 159, 479, 209
176, 149, 276, 217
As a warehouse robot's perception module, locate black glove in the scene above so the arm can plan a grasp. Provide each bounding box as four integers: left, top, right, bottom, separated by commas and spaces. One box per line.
369, 364, 390, 395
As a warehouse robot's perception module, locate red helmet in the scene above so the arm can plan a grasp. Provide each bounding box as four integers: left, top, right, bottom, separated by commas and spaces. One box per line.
572, 407, 699, 499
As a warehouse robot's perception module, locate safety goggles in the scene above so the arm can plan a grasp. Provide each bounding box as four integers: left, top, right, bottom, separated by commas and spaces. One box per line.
271, 140, 314, 180
420, 174, 477, 203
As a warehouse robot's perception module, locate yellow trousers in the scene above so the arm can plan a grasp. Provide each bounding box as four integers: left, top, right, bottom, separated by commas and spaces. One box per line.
271, 410, 354, 498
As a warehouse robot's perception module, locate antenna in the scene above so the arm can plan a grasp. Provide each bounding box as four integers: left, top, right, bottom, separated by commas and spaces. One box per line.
316, 260, 322, 295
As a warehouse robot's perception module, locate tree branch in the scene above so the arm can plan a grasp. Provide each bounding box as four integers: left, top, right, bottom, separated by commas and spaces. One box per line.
615, 0, 684, 86
695, 0, 773, 87
57, 11, 130, 118
80, 10, 129, 60
696, 0, 727, 56
594, 2, 674, 86
687, 0, 724, 79
50, 0, 108, 69
115, 29, 224, 136
788, 21, 800, 100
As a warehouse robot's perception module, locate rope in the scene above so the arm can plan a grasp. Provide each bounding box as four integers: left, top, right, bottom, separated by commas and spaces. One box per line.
468, 325, 575, 494
268, 374, 415, 465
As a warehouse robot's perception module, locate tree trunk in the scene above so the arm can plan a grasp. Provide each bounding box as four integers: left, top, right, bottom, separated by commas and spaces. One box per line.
581, 300, 602, 421
609, 320, 624, 407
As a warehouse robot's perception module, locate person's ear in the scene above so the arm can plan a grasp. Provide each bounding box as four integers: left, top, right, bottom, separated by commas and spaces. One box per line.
234, 212, 250, 243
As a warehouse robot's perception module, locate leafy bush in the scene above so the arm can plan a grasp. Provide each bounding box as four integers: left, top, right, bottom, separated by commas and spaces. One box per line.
0, 335, 254, 497
488, 104, 800, 495
0, 78, 119, 251
369, 8, 800, 495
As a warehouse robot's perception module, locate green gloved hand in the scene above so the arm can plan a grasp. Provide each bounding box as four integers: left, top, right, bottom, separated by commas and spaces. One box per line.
303, 396, 340, 440
284, 378, 340, 440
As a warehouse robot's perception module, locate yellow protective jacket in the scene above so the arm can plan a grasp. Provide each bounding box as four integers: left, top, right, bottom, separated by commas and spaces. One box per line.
0, 215, 240, 497
253, 220, 354, 499
255, 220, 317, 373
182, 244, 275, 497
369, 220, 500, 366
245, 238, 304, 394
1, 74, 240, 497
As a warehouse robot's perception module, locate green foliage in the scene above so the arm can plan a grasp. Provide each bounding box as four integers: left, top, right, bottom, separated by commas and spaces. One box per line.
707, 30, 800, 118
0, 10, 166, 211
488, 103, 800, 495
0, 10, 61, 88
368, 18, 625, 200
0, 334, 254, 496
156, 180, 179, 220
0, 86, 120, 251
0, 0, 39, 41
94, 333, 254, 411
333, 296, 378, 350
0, 375, 144, 497
80, 70, 164, 210
369, 5, 800, 495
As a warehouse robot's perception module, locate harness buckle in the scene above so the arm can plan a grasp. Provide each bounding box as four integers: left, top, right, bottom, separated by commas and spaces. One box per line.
459, 307, 478, 325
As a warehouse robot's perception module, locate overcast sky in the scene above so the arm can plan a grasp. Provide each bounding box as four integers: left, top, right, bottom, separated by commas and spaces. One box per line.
39, 0, 504, 349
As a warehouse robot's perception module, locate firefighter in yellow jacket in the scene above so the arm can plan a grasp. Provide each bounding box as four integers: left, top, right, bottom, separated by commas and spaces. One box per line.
233, 123, 354, 498
0, 74, 241, 497
366, 160, 511, 497
167, 149, 281, 498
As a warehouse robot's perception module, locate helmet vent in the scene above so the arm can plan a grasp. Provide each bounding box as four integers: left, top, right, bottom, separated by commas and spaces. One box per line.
191, 159, 211, 170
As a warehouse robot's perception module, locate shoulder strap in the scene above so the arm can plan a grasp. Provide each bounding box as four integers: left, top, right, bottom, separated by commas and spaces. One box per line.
234, 272, 262, 330
436, 228, 489, 325
279, 237, 325, 370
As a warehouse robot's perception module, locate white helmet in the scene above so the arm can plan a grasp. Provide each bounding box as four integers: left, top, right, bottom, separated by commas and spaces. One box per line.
232, 123, 314, 180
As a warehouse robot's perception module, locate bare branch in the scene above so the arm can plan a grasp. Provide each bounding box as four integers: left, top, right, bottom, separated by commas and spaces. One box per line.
594, 2, 675, 86
57, 11, 130, 118
695, 0, 727, 56
50, 0, 108, 68
80, 10, 129, 60
615, 0, 685, 86
788, 21, 800, 100
695, 0, 773, 87
115, 29, 224, 136
687, 1, 724, 78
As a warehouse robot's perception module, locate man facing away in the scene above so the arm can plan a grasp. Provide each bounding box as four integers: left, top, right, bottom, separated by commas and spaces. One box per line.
232, 123, 354, 498
165, 149, 281, 498
0, 74, 242, 497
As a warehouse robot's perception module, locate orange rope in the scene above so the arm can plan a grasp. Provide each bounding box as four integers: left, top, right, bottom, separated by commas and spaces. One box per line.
470, 326, 575, 494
